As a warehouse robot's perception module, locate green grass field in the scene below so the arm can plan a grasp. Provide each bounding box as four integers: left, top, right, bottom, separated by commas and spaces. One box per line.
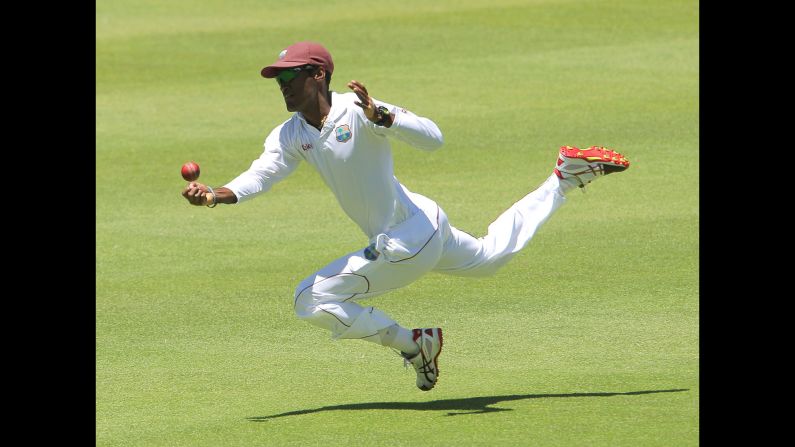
96, 0, 699, 445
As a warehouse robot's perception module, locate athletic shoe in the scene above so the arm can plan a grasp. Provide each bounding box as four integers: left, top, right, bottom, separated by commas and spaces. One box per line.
401, 328, 443, 391
553, 145, 630, 188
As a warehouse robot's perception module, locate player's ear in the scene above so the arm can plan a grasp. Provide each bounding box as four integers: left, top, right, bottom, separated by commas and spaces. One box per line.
314, 66, 326, 81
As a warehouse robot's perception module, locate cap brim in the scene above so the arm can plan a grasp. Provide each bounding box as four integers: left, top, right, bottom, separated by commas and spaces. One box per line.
261, 60, 306, 78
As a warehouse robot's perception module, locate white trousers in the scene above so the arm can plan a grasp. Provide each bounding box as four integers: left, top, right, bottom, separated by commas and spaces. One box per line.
293, 174, 567, 339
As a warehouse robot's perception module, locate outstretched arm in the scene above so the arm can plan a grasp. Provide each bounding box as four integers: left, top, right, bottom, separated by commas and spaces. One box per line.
181, 124, 302, 208
347, 80, 444, 151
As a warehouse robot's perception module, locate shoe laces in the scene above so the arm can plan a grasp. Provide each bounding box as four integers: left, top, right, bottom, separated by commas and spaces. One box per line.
395, 349, 434, 374
416, 357, 435, 374
392, 349, 413, 370
567, 164, 604, 192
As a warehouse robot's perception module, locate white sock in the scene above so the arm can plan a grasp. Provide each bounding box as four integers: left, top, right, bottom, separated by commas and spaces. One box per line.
377, 324, 419, 356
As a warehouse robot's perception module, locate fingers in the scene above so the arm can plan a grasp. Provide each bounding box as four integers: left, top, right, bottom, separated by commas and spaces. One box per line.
347, 80, 371, 107
182, 182, 207, 206
352, 90, 368, 105
347, 80, 368, 96
348, 80, 378, 120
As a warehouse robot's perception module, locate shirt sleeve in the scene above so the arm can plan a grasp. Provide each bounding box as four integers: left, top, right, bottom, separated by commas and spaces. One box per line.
369, 98, 444, 151
223, 124, 302, 204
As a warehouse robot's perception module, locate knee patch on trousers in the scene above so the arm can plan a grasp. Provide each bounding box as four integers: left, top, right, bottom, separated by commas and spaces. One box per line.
293, 272, 371, 317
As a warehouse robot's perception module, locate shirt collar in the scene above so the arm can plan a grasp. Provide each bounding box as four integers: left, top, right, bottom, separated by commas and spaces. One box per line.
326, 91, 348, 124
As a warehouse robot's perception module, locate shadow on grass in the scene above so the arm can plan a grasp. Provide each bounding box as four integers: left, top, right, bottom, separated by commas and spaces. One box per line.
247, 388, 689, 420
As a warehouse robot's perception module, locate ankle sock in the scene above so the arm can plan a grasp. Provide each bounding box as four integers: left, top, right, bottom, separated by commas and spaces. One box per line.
378, 324, 419, 356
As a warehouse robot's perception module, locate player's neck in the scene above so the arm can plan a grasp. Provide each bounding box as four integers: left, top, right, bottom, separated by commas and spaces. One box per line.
302, 92, 332, 131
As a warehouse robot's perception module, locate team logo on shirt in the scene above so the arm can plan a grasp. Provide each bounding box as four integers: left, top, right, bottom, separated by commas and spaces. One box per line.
335, 124, 352, 143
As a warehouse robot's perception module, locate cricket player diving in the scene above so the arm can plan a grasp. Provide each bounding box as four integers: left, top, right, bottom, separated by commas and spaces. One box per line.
181, 41, 630, 391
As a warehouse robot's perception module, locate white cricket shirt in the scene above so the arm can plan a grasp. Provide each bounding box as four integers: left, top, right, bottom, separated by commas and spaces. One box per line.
224, 91, 444, 239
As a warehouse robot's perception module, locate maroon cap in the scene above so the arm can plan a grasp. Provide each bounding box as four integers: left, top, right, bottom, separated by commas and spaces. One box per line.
261, 41, 334, 78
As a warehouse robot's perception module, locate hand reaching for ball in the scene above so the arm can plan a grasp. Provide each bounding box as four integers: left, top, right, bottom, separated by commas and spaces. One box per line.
182, 182, 213, 206
181, 161, 211, 206
180, 161, 234, 207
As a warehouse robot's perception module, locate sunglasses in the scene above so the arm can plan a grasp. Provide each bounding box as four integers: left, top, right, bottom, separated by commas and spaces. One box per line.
275, 65, 316, 87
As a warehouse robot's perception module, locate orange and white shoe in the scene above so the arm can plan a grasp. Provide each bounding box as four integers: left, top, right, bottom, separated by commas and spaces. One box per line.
554, 145, 630, 189
401, 328, 443, 391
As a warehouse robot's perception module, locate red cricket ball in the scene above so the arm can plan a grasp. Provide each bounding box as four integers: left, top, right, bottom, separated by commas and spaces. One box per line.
181, 161, 200, 182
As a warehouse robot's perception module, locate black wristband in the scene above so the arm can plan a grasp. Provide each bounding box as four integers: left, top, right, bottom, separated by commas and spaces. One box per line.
374, 106, 391, 127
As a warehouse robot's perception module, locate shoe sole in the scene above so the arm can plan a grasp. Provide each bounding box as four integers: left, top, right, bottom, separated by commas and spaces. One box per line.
559, 145, 629, 167
554, 145, 629, 179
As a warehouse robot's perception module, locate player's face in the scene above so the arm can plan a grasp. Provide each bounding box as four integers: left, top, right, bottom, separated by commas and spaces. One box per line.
276, 65, 318, 112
